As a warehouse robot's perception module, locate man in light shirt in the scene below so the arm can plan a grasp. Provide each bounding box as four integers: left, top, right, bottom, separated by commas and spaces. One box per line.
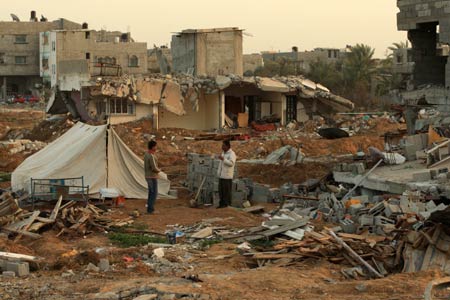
217, 140, 236, 208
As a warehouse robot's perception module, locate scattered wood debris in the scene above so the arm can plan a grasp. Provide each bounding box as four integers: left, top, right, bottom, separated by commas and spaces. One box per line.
0, 194, 134, 239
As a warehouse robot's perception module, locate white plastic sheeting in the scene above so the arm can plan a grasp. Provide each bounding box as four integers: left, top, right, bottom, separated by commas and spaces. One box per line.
12, 122, 172, 199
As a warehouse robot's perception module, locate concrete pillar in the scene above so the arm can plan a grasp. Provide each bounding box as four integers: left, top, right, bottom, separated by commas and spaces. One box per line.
2, 77, 6, 100
152, 104, 159, 130
219, 91, 225, 129
281, 94, 287, 126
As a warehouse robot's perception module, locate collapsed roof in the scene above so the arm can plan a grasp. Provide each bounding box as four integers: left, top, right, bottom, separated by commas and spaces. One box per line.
87, 74, 354, 116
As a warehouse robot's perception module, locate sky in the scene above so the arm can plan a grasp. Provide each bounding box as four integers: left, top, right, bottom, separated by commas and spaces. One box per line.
1, 0, 406, 58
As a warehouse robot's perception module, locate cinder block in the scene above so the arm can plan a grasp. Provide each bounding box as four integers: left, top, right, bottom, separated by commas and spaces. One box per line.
6, 261, 29, 277
413, 170, 431, 182
2, 271, 15, 278
0, 259, 6, 270
358, 215, 374, 226
340, 219, 356, 234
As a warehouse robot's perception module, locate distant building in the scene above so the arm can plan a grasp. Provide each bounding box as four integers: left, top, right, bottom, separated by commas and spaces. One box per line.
40, 28, 147, 89
147, 46, 172, 74
0, 11, 81, 100
171, 27, 243, 76
261, 47, 349, 73
40, 27, 147, 120
243, 53, 263, 74
392, 48, 414, 75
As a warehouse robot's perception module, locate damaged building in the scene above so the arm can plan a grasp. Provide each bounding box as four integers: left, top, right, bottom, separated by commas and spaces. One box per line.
397, 0, 450, 111
171, 28, 244, 76
42, 26, 354, 128
41, 26, 147, 120
0, 11, 81, 100
85, 74, 354, 129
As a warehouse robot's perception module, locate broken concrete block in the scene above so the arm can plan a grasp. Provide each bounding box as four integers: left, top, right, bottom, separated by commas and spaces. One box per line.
437, 173, 448, 183
5, 261, 29, 277
85, 262, 100, 273
340, 219, 356, 234
133, 295, 158, 300
358, 215, 374, 226
348, 204, 364, 216
94, 292, 119, 300
374, 216, 395, 226
2, 271, 15, 278
385, 204, 402, 217
412, 170, 431, 182
98, 258, 110, 272
191, 227, 213, 239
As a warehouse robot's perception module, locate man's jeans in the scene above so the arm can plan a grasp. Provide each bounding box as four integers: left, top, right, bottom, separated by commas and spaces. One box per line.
146, 178, 158, 213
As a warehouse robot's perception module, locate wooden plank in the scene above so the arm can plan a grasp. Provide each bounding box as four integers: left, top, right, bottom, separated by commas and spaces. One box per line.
2, 228, 42, 239
328, 229, 383, 278
70, 214, 90, 230
251, 253, 301, 260
338, 233, 367, 240
0, 251, 41, 262
49, 195, 63, 221
243, 205, 265, 213
13, 210, 40, 243
35, 217, 56, 224
242, 219, 309, 242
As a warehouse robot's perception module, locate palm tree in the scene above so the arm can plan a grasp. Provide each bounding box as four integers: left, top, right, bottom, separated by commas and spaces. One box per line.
343, 44, 376, 86
387, 40, 409, 58
307, 59, 342, 92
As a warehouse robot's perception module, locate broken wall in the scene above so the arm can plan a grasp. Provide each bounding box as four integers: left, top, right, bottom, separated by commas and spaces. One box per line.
86, 100, 152, 125
159, 92, 219, 130
171, 28, 243, 76
397, 0, 450, 88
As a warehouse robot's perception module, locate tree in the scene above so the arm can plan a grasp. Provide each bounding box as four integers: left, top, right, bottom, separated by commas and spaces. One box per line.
307, 59, 342, 92
342, 44, 377, 105
387, 41, 409, 58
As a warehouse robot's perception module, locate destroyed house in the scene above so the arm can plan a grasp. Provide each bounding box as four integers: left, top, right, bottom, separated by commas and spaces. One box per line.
397, 0, 450, 111
40, 28, 147, 120
70, 74, 354, 129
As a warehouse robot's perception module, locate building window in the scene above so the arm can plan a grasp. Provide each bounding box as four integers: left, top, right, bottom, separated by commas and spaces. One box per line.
15, 35, 27, 44
97, 98, 135, 115
15, 56, 26, 65
42, 58, 49, 70
52, 64, 56, 75
396, 55, 402, 64
43, 34, 49, 45
52, 41, 56, 51
86, 52, 90, 60
0, 53, 4, 64
85, 31, 90, 39
129, 55, 138, 67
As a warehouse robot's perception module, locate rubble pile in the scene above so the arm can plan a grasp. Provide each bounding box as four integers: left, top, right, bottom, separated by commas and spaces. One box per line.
0, 139, 46, 154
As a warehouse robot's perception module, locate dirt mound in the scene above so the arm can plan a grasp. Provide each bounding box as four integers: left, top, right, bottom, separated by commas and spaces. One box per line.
237, 163, 331, 187
0, 108, 44, 140
25, 117, 75, 142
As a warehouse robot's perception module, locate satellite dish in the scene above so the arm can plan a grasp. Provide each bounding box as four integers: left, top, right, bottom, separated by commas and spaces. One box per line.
10, 13, 20, 22
40, 15, 48, 22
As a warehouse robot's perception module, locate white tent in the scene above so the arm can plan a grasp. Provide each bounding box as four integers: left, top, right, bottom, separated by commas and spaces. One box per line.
12, 122, 171, 199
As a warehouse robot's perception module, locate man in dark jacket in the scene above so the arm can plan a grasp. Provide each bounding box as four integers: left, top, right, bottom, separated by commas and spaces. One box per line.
144, 140, 161, 214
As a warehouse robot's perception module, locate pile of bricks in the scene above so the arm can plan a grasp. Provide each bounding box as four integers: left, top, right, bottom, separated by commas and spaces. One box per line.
0, 259, 30, 277
186, 153, 286, 207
